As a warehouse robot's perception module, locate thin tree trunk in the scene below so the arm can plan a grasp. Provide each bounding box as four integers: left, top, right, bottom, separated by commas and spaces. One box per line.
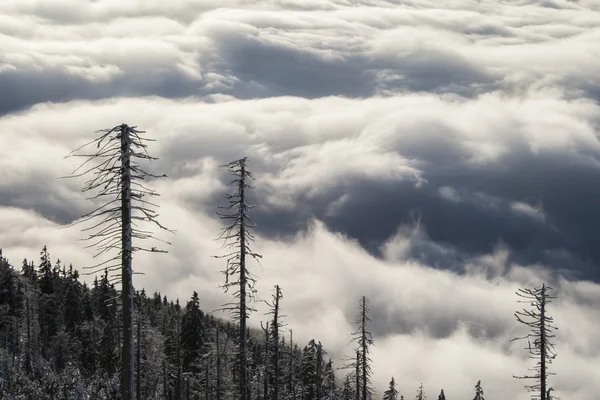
216, 325, 222, 400
290, 331, 296, 400
355, 351, 360, 400
163, 359, 168, 398
121, 124, 135, 400
26, 297, 31, 374
263, 321, 269, 400
136, 299, 142, 400
316, 343, 322, 400
540, 284, 547, 400
361, 297, 366, 400
273, 286, 280, 400
240, 161, 248, 400
205, 361, 209, 400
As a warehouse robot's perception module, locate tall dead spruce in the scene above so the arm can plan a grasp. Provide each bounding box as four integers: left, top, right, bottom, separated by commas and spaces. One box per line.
215, 157, 262, 400
511, 284, 558, 400
63, 123, 172, 400
351, 296, 373, 400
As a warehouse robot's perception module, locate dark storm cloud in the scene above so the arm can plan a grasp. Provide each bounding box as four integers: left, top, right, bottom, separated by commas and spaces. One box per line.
0, 67, 205, 116
246, 147, 600, 282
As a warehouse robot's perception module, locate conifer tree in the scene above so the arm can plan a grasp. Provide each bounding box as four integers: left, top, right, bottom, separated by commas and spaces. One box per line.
510, 285, 558, 400
473, 381, 484, 400
215, 157, 262, 400
63, 123, 172, 400
301, 339, 320, 400
383, 378, 398, 400
437, 389, 446, 400
341, 375, 354, 400
181, 291, 204, 373
416, 384, 426, 400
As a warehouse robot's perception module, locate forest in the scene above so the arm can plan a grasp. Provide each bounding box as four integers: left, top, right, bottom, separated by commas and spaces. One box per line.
0, 124, 557, 400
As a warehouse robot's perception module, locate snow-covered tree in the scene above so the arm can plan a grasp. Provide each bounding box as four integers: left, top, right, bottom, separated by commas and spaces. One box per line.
416, 384, 426, 400
383, 378, 398, 400
473, 381, 484, 400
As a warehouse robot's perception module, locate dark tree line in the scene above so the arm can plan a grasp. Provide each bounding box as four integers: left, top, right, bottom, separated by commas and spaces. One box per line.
0, 247, 345, 399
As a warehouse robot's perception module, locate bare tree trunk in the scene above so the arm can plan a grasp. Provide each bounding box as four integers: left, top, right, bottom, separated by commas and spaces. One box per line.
511, 284, 558, 400
316, 343, 322, 400
239, 161, 249, 400
540, 285, 547, 400
136, 297, 142, 400
273, 286, 281, 400
289, 331, 296, 400
355, 351, 360, 400
361, 298, 366, 400
121, 125, 134, 400
163, 359, 168, 398
26, 297, 31, 374
216, 159, 261, 400
262, 321, 270, 399
216, 325, 222, 400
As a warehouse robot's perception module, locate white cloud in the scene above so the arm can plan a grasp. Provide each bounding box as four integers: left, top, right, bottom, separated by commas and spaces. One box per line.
2, 0, 600, 398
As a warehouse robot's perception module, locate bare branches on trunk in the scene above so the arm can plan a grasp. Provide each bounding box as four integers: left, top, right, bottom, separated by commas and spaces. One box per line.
511, 284, 558, 400
63, 123, 172, 400
214, 157, 262, 400
350, 296, 373, 400
265, 285, 286, 400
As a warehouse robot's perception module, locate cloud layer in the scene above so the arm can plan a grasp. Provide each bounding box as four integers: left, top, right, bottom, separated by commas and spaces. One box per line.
2, 0, 600, 399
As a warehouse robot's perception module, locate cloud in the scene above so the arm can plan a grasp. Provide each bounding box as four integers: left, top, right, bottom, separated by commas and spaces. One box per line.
2, 0, 600, 399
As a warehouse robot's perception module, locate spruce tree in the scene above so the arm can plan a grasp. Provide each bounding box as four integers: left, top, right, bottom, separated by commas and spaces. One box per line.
473, 381, 484, 400
383, 378, 398, 400
416, 384, 426, 400
180, 291, 204, 373
438, 389, 446, 400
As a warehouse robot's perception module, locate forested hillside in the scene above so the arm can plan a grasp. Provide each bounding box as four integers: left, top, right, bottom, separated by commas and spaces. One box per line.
0, 247, 343, 400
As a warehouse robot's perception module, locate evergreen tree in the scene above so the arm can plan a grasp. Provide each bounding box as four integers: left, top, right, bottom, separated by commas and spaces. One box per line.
416, 384, 426, 400
438, 389, 446, 400
301, 340, 320, 400
473, 381, 484, 400
180, 291, 205, 372
341, 375, 355, 400
383, 378, 398, 400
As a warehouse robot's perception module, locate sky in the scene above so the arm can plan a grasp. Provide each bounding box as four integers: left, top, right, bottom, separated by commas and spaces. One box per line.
1, 0, 600, 398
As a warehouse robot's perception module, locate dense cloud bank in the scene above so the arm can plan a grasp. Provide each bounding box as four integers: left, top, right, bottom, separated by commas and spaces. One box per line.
1, 0, 600, 399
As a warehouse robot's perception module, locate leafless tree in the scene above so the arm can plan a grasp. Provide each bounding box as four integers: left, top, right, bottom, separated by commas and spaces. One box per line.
511, 284, 558, 400
350, 296, 373, 400
214, 157, 262, 400
62, 123, 172, 400
265, 285, 286, 400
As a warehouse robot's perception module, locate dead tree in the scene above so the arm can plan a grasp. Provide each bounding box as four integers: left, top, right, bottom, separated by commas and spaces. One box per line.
62, 123, 172, 400
214, 157, 262, 400
350, 296, 373, 400
510, 284, 558, 400
261, 321, 271, 399
265, 285, 286, 400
